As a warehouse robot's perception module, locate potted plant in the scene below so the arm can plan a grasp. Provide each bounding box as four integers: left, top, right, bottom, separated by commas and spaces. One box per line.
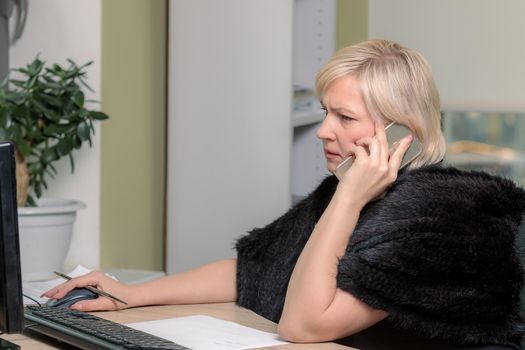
0, 57, 109, 281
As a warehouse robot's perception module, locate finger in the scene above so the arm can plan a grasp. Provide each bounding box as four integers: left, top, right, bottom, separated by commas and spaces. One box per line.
42, 281, 76, 299
355, 136, 373, 147
70, 297, 117, 312
43, 271, 104, 299
389, 134, 413, 170
42, 285, 62, 298
357, 137, 381, 162
374, 120, 389, 163
347, 144, 369, 163
389, 140, 400, 156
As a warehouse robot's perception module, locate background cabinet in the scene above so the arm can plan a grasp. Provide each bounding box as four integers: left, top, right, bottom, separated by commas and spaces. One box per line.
291, 0, 335, 203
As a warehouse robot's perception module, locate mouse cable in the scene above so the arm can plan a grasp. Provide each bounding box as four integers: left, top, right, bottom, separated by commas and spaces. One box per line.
22, 294, 41, 306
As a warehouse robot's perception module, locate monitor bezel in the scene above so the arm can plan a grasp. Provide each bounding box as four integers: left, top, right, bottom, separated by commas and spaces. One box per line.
0, 140, 24, 334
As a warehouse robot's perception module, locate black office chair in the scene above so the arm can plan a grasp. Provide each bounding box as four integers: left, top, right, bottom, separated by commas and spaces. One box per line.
517, 218, 525, 350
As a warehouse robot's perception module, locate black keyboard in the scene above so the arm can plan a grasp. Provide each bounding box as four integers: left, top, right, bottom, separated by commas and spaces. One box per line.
25, 305, 190, 349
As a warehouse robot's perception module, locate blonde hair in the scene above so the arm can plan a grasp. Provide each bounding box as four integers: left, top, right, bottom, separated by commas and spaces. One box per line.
316, 39, 446, 169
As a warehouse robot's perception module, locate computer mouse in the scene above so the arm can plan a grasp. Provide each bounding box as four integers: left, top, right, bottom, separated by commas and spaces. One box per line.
46, 287, 98, 308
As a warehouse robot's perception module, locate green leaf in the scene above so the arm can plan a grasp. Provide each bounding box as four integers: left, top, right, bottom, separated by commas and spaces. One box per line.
3, 91, 26, 104
31, 184, 41, 197
1, 56, 109, 200
69, 59, 92, 71
39, 93, 62, 108
28, 161, 42, 174
90, 111, 109, 120
76, 121, 91, 141
11, 80, 26, 89
73, 136, 82, 149
30, 98, 52, 116
42, 147, 58, 163
78, 109, 89, 119
28, 58, 44, 76
56, 137, 73, 156
26, 195, 36, 207
28, 75, 38, 89
78, 77, 94, 93
72, 90, 85, 108
44, 167, 56, 179
68, 153, 75, 172
44, 123, 72, 135
16, 139, 32, 157
0, 109, 12, 128
50, 64, 64, 74
17, 68, 31, 76
48, 163, 57, 175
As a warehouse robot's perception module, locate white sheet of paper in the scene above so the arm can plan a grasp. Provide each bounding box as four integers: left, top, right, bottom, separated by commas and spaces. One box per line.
22, 265, 92, 305
127, 315, 289, 350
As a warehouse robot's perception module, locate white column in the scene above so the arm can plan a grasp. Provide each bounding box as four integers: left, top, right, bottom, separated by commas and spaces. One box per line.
167, 0, 293, 273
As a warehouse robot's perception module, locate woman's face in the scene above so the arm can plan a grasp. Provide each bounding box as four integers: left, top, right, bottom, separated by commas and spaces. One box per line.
317, 74, 376, 173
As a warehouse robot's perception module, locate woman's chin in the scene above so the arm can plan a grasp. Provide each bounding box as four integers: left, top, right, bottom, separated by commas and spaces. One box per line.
326, 161, 337, 174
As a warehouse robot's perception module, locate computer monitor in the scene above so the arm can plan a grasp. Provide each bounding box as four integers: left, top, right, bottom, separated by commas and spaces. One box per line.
0, 141, 24, 335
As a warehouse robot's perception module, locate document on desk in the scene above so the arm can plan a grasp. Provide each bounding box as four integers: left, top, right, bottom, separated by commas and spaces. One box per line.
127, 315, 289, 350
22, 265, 93, 305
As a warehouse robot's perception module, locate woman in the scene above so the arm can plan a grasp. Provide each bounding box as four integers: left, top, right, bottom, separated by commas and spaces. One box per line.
44, 40, 525, 349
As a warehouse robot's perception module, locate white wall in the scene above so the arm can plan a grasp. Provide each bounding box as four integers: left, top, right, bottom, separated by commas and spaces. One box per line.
9, 0, 102, 270
369, 0, 525, 113
167, 0, 293, 273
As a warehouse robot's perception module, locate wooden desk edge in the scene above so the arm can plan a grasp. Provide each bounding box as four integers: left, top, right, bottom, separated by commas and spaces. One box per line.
4, 303, 353, 349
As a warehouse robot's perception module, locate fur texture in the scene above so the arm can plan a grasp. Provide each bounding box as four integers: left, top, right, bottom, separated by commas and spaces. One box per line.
235, 165, 525, 345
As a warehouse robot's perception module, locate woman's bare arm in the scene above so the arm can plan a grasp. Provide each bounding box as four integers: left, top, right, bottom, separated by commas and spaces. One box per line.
136, 258, 238, 306
278, 188, 387, 342
43, 258, 237, 311
279, 123, 413, 342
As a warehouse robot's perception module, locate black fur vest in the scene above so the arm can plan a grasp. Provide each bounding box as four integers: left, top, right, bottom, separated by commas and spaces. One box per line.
235, 165, 525, 347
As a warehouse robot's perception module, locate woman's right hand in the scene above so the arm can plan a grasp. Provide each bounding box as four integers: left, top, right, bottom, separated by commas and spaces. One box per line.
337, 120, 413, 209
42, 270, 136, 311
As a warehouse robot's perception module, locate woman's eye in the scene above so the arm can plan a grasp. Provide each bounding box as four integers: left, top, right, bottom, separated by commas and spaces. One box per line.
341, 115, 355, 122
320, 107, 328, 116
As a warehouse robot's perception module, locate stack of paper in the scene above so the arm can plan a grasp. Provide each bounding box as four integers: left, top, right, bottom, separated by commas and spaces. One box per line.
128, 315, 288, 350
22, 265, 92, 305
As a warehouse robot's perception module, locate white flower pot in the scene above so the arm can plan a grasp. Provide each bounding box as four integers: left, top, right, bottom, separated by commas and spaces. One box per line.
18, 198, 85, 281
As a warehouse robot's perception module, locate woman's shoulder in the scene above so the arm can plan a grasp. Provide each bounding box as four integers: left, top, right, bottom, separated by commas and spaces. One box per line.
399, 163, 524, 191
337, 163, 525, 346
390, 164, 525, 220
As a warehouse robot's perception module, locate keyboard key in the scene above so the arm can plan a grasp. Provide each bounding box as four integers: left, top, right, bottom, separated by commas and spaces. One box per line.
25, 305, 190, 349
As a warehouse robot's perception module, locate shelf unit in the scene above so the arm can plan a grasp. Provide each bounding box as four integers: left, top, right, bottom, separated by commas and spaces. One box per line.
291, 0, 335, 202
292, 109, 324, 128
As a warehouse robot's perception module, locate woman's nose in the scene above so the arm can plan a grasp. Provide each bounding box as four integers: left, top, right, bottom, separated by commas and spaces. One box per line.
316, 115, 335, 141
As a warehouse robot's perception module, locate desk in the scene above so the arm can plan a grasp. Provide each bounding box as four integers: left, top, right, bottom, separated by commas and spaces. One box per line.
3, 303, 353, 349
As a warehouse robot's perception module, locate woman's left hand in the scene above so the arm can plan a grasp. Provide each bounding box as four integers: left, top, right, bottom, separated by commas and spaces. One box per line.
337, 120, 413, 209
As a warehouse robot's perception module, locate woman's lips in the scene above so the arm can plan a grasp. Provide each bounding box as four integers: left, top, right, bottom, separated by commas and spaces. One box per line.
324, 149, 340, 160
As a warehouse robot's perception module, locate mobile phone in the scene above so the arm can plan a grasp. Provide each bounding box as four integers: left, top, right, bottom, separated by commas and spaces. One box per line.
334, 122, 422, 181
